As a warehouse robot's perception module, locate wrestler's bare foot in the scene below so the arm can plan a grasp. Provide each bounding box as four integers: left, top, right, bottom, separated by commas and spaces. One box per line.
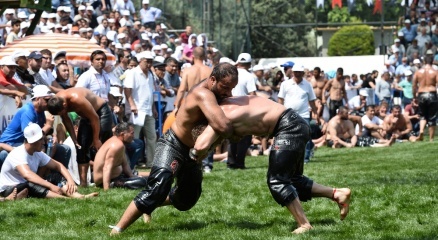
84, 192, 99, 198
292, 224, 313, 234
416, 133, 424, 142
16, 188, 28, 200
143, 214, 151, 223
71, 192, 99, 199
333, 188, 351, 220
5, 188, 17, 200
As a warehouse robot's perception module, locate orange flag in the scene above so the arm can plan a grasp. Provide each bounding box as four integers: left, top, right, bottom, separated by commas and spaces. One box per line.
332, 0, 342, 8
373, 0, 382, 14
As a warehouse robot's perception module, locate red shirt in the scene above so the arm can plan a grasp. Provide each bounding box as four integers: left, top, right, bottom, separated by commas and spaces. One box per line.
180, 32, 189, 45
0, 70, 23, 87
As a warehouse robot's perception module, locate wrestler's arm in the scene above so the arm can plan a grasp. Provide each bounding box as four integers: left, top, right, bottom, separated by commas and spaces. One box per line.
321, 81, 331, 104
412, 72, 418, 97
121, 150, 134, 178
174, 71, 188, 111
400, 116, 413, 135
60, 112, 79, 147
347, 122, 357, 147
195, 89, 233, 137
327, 122, 349, 147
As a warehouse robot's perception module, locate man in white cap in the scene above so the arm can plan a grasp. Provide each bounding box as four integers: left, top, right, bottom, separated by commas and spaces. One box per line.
117, 33, 127, 45
124, 51, 157, 169
0, 85, 70, 168
0, 123, 98, 199
348, 89, 368, 116
139, 0, 162, 29
390, 38, 405, 57
74, 5, 87, 23
278, 64, 320, 163
0, 9, 15, 45
0, 56, 28, 107
114, 0, 136, 15
400, 19, 417, 45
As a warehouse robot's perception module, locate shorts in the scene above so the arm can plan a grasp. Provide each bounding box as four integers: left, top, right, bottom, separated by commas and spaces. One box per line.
133, 129, 203, 215
268, 109, 314, 206
418, 92, 438, 126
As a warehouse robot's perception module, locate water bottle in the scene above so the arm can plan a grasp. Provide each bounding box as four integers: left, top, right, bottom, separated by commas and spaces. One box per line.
46, 136, 53, 156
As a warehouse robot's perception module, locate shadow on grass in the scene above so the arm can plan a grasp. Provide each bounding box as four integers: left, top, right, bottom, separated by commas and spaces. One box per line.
15, 211, 37, 218
310, 218, 337, 226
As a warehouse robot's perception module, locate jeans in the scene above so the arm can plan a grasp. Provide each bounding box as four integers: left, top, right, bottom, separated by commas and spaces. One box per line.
126, 139, 145, 169
202, 151, 214, 170
52, 144, 71, 168
304, 118, 314, 162
227, 135, 252, 169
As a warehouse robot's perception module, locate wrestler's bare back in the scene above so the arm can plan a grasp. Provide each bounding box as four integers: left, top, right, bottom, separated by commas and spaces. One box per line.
184, 64, 212, 90
93, 136, 126, 185
220, 96, 286, 137
57, 87, 106, 114
415, 66, 438, 93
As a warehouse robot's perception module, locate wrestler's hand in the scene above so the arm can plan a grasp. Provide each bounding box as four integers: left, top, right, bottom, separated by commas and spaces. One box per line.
50, 185, 62, 195
65, 180, 77, 195
93, 140, 103, 150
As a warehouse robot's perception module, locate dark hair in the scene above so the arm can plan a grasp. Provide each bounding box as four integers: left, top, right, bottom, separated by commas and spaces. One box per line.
11, 19, 21, 26
165, 57, 178, 65
392, 105, 402, 111
114, 122, 133, 136
425, 55, 433, 65
337, 67, 344, 75
366, 105, 375, 111
47, 97, 65, 115
352, 74, 357, 78
56, 62, 68, 69
210, 62, 238, 83
338, 106, 348, 114
314, 67, 321, 73
129, 58, 139, 64
90, 50, 107, 62
40, 49, 52, 56
372, 70, 379, 75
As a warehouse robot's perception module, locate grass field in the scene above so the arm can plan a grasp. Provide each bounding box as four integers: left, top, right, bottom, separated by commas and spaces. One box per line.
1, 141, 437, 240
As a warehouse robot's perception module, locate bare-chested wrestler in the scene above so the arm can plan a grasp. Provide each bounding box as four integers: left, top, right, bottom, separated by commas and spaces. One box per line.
47, 88, 113, 187
412, 55, 438, 142
93, 123, 148, 190
192, 96, 351, 234
322, 68, 348, 120
174, 46, 212, 112
110, 63, 238, 235
383, 105, 416, 142
310, 67, 328, 118
326, 106, 358, 148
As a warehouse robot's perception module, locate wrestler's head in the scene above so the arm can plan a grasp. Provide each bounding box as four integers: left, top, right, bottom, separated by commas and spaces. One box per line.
391, 105, 402, 118
338, 106, 349, 120
47, 96, 67, 115
208, 62, 238, 102
114, 122, 135, 144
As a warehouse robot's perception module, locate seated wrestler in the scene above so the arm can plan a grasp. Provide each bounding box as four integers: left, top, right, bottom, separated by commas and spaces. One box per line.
383, 105, 416, 142
0, 123, 98, 199
326, 107, 357, 148
93, 122, 148, 190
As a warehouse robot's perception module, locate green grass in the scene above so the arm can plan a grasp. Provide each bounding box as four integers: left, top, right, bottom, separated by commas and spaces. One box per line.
1, 141, 438, 240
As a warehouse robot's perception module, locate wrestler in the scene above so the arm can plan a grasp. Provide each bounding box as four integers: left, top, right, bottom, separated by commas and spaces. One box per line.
322, 68, 348, 119
193, 96, 351, 234
383, 105, 416, 142
412, 55, 438, 142
47, 87, 113, 187
110, 63, 238, 235
326, 107, 357, 148
93, 123, 148, 190
310, 67, 327, 118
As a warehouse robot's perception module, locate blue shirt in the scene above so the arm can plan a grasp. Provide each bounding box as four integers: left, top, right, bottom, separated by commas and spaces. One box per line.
0, 102, 45, 145
139, 6, 162, 24
400, 25, 418, 42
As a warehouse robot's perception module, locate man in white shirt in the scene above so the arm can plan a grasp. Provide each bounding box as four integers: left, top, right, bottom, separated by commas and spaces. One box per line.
361, 105, 385, 139
227, 53, 257, 170
278, 64, 320, 163
348, 89, 368, 116
114, 0, 136, 15
75, 50, 111, 103
139, 0, 162, 29
39, 49, 63, 93
124, 51, 157, 169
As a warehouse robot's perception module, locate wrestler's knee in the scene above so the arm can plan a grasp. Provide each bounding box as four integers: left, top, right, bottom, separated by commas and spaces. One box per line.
291, 176, 314, 202
267, 174, 298, 206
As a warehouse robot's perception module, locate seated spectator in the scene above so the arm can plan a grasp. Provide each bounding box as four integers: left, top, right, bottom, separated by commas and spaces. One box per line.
348, 89, 368, 116
383, 105, 416, 142
5, 19, 21, 46
361, 105, 385, 139
0, 123, 98, 199
0, 85, 71, 169
54, 63, 74, 90
375, 100, 389, 120
93, 123, 148, 190
404, 98, 420, 135
0, 56, 28, 107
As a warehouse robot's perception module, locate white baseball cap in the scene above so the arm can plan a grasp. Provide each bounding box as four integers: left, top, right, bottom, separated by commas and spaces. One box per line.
17, 11, 28, 19
405, 70, 413, 76
252, 65, 264, 72
117, 33, 126, 39
110, 87, 122, 97
413, 59, 421, 64
24, 123, 43, 144
359, 89, 369, 97
292, 64, 305, 72
12, 50, 30, 59
0, 56, 18, 66
236, 53, 251, 63
136, 51, 154, 61
86, 5, 94, 11
78, 5, 86, 11
160, 43, 168, 49
31, 85, 54, 100
142, 0, 150, 4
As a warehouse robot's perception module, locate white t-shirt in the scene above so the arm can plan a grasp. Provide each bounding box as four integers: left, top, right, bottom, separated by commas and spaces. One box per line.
361, 115, 383, 135
348, 95, 365, 112
39, 68, 55, 86
123, 66, 155, 116
0, 145, 51, 192
232, 68, 257, 96
278, 78, 316, 119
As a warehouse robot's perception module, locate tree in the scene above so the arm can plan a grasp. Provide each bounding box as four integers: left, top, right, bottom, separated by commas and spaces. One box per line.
328, 25, 375, 56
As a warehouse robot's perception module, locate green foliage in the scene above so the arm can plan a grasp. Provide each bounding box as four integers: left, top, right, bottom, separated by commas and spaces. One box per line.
328, 7, 352, 23
1, 141, 438, 239
328, 25, 375, 56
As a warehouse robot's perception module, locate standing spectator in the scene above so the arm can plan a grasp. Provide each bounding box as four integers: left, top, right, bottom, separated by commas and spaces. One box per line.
163, 57, 180, 97
179, 25, 192, 46
278, 64, 319, 163
395, 57, 411, 82
345, 73, 362, 100
415, 28, 431, 49
227, 53, 257, 170
75, 50, 111, 102
114, 0, 135, 15
182, 34, 197, 63
362, 70, 378, 105
0, 9, 15, 45
124, 51, 157, 169
139, 0, 162, 29
395, 70, 414, 106
39, 49, 63, 92
406, 39, 421, 62
399, 19, 417, 45
375, 72, 393, 106
54, 63, 73, 90
113, 50, 130, 80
